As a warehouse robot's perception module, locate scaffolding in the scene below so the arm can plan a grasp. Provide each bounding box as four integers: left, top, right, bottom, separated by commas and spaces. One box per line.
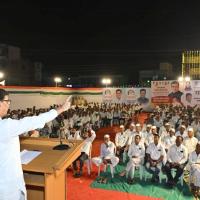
182, 50, 200, 79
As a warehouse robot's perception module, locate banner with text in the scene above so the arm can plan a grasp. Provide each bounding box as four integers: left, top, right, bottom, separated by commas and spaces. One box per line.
151, 80, 200, 107
102, 88, 151, 106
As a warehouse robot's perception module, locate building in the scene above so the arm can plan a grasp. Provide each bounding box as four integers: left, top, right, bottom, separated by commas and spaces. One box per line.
0, 44, 42, 85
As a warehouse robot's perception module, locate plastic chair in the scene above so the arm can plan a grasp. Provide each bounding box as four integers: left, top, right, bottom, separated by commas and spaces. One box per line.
126, 165, 144, 180
85, 144, 93, 175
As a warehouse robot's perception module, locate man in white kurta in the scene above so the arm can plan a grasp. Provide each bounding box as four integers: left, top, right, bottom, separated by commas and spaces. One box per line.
189, 143, 200, 197
183, 128, 198, 154
119, 135, 145, 183
115, 125, 129, 161
92, 134, 119, 170
162, 128, 176, 151
73, 129, 96, 177
0, 89, 71, 200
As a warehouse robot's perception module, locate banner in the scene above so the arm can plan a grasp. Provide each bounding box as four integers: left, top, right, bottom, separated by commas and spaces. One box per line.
151, 80, 200, 107
102, 87, 151, 106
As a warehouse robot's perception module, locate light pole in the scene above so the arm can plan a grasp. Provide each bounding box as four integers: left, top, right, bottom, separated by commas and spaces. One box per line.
0, 72, 5, 86
178, 76, 190, 82
102, 78, 112, 87
54, 77, 62, 87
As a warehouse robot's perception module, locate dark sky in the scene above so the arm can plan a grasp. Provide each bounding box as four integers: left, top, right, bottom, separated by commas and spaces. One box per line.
1, 1, 200, 83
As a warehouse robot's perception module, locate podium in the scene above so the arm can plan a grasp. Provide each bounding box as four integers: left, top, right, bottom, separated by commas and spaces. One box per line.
20, 137, 83, 200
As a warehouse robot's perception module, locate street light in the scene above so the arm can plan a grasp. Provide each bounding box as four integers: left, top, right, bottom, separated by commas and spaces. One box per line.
102, 78, 112, 87
54, 77, 62, 87
178, 76, 190, 82
0, 72, 4, 79
185, 76, 190, 82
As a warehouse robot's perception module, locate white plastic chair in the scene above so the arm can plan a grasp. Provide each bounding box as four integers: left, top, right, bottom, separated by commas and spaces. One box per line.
126, 165, 144, 180
85, 144, 93, 175
98, 146, 117, 178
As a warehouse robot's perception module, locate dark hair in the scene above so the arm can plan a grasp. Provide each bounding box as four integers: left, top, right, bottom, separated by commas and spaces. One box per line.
140, 88, 146, 93
116, 89, 122, 93
0, 89, 9, 101
186, 93, 192, 97
171, 81, 179, 86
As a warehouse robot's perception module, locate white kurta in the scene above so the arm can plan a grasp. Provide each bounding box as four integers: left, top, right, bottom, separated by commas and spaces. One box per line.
92, 141, 119, 167
189, 151, 200, 187
126, 142, 145, 172
183, 137, 198, 154
0, 109, 58, 200
115, 132, 129, 147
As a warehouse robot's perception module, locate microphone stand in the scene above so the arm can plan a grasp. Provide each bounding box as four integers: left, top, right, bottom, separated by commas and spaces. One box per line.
53, 125, 70, 150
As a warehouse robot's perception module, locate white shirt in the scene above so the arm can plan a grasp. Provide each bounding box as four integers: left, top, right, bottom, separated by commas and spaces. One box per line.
115, 132, 129, 147
189, 151, 200, 165
100, 141, 116, 159
67, 130, 81, 140
162, 135, 176, 150
142, 131, 154, 146
81, 130, 96, 155
183, 136, 198, 154
167, 144, 188, 164
175, 131, 187, 138
0, 109, 58, 200
128, 142, 145, 160
146, 142, 166, 161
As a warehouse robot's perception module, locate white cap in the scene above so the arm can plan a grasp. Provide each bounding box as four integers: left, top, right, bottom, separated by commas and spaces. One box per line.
130, 123, 135, 127
120, 125, 124, 128
104, 134, 110, 138
170, 128, 175, 133
188, 127, 194, 132
165, 123, 170, 126
151, 126, 157, 129
147, 124, 152, 128
180, 125, 186, 129
136, 123, 141, 127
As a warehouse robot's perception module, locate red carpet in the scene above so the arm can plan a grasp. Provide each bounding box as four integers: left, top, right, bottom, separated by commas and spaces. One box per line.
67, 113, 162, 200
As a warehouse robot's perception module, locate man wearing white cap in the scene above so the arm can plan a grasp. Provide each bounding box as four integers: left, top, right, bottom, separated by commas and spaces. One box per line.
125, 123, 136, 144
115, 125, 129, 162
92, 134, 119, 178
164, 136, 188, 187
184, 128, 198, 154
188, 142, 200, 198
162, 128, 176, 151
159, 122, 171, 142
142, 124, 154, 147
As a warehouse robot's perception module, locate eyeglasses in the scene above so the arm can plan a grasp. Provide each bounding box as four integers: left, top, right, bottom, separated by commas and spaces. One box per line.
2, 99, 11, 104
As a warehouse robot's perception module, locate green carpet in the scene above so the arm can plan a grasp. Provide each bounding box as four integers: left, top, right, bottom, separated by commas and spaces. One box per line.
90, 164, 193, 200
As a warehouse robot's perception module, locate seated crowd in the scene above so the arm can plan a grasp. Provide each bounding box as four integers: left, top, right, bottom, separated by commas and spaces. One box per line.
6, 102, 200, 198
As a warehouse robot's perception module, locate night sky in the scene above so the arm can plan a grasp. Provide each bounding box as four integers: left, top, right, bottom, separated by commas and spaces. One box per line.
1, 1, 200, 84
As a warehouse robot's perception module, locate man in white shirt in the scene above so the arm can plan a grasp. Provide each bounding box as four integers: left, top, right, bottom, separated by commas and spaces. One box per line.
119, 135, 145, 184
92, 134, 119, 182
162, 128, 176, 151
175, 125, 187, 138
66, 127, 81, 140
189, 142, 200, 198
72, 129, 96, 178
0, 89, 71, 200
183, 128, 198, 154
115, 125, 129, 162
146, 133, 166, 182
142, 124, 154, 147
164, 136, 188, 187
